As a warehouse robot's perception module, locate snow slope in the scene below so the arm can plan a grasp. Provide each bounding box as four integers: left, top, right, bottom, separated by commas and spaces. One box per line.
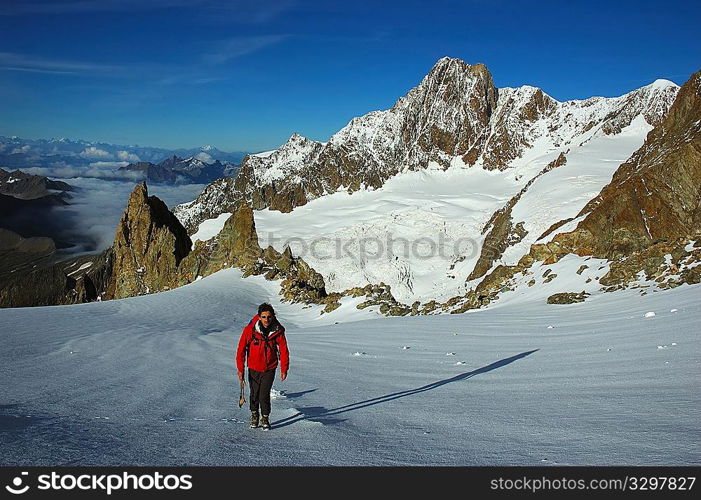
1, 269, 699, 466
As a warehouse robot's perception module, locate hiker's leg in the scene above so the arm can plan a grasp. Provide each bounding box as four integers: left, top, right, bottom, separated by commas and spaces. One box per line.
259, 369, 275, 416
248, 368, 262, 413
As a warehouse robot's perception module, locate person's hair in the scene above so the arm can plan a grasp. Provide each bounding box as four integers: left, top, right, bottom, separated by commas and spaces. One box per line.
258, 303, 275, 317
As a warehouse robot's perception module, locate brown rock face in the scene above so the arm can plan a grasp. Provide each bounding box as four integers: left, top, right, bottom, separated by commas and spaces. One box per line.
545, 70, 701, 262
206, 202, 263, 272
400, 60, 498, 167
106, 182, 192, 299
479, 88, 558, 170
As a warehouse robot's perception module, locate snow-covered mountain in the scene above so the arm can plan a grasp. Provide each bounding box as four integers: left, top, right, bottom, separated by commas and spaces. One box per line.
175, 57, 677, 230
173, 58, 696, 311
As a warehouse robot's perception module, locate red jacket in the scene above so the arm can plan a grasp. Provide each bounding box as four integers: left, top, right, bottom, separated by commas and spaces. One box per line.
236, 314, 289, 374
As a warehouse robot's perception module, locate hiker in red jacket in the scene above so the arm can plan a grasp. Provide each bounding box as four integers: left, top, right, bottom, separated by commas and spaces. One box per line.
236, 302, 289, 430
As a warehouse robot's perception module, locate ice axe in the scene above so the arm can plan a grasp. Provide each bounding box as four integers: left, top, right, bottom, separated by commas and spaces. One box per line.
238, 378, 246, 408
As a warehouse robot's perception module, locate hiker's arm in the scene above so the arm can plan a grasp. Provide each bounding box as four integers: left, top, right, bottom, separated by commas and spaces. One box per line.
235, 329, 249, 378
277, 332, 290, 379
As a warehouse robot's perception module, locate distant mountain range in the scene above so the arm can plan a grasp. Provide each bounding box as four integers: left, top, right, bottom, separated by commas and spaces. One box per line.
0, 136, 247, 184
117, 155, 238, 184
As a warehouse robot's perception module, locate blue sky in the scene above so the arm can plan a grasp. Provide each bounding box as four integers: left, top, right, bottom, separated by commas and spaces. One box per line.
1, 0, 699, 152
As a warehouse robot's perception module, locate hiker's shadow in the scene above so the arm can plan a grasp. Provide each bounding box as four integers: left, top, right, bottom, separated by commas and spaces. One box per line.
277, 406, 346, 426
272, 350, 538, 429
282, 389, 317, 399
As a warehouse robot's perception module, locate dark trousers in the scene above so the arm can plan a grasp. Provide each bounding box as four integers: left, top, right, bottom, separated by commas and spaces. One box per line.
248, 368, 275, 416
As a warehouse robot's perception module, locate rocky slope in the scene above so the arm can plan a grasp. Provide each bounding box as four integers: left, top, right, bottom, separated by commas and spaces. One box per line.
104, 182, 193, 299
526, 69, 701, 287
1, 182, 335, 308
441, 69, 701, 313
0, 168, 77, 253
0, 168, 73, 200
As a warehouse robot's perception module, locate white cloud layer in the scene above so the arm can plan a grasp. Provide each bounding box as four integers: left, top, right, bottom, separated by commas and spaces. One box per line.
117, 150, 140, 162
80, 147, 113, 160
194, 152, 213, 162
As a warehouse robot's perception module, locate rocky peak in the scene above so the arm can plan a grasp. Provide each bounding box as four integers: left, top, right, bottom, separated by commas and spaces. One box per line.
393, 58, 498, 165
106, 181, 192, 299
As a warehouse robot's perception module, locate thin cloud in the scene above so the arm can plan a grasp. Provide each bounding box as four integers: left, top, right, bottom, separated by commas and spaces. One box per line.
0, 0, 198, 15
157, 74, 229, 86
1, 0, 296, 22
203, 35, 289, 64
202, 0, 297, 24
0, 52, 127, 76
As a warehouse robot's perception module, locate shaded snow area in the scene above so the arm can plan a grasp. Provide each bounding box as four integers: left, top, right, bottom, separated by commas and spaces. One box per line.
190, 212, 232, 245
1, 268, 699, 466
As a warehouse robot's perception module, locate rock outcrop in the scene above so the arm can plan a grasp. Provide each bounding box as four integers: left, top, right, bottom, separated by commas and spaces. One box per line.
547, 291, 590, 304
105, 182, 192, 299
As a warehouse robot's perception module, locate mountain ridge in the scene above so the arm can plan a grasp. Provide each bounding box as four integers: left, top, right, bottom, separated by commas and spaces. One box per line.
175, 58, 679, 232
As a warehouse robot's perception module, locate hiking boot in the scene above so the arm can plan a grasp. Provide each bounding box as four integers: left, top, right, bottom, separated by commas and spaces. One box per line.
260, 414, 271, 430
249, 411, 259, 428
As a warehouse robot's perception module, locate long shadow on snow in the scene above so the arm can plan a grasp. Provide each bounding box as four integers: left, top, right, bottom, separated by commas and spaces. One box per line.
273, 349, 538, 428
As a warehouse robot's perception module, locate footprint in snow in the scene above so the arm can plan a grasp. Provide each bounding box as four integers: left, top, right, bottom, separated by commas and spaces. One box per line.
221, 417, 244, 424
271, 388, 286, 400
